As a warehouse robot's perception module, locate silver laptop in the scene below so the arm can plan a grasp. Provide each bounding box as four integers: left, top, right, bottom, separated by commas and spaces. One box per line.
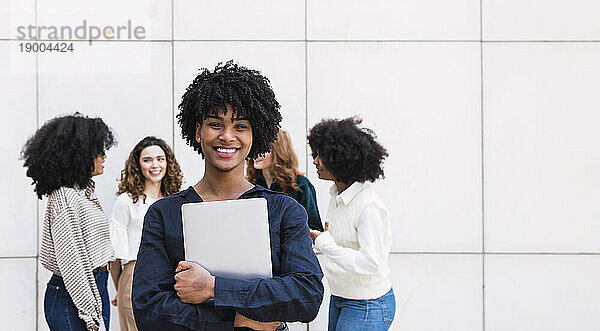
181, 198, 272, 279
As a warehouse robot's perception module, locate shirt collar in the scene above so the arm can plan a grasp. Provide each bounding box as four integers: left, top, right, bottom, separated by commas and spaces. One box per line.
183, 184, 268, 202
329, 181, 366, 207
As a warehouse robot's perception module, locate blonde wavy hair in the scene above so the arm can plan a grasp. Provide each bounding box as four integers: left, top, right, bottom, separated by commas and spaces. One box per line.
247, 130, 303, 192
117, 136, 183, 203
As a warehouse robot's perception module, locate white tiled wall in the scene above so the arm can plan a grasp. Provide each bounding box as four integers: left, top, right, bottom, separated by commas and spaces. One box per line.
0, 258, 37, 330
1, 0, 35, 39
174, 0, 305, 40
485, 255, 600, 331
307, 0, 481, 41
483, 0, 600, 41
0, 41, 38, 257
36, 0, 172, 40
483, 42, 600, 253
3, 1, 600, 330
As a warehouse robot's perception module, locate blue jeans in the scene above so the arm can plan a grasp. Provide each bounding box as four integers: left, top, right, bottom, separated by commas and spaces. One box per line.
44, 271, 110, 331
328, 288, 395, 331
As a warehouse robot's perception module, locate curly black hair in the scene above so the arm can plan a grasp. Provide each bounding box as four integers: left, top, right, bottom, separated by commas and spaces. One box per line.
177, 60, 282, 159
308, 117, 388, 185
21, 113, 116, 199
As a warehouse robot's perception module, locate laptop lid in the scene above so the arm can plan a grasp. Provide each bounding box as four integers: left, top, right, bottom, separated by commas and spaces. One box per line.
181, 197, 272, 279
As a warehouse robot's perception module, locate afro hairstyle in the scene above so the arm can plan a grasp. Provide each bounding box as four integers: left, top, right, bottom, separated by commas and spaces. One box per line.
177, 60, 282, 159
21, 112, 116, 199
308, 116, 388, 185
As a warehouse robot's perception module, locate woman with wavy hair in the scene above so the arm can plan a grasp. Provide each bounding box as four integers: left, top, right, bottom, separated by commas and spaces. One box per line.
108, 136, 182, 331
22, 113, 116, 331
247, 129, 323, 231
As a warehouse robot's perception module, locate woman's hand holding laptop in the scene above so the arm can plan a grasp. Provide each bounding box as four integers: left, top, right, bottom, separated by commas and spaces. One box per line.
174, 260, 282, 330
174, 261, 215, 303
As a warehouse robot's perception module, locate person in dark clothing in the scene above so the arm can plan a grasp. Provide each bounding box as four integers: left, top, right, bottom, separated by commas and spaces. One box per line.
247, 129, 324, 231
132, 61, 324, 331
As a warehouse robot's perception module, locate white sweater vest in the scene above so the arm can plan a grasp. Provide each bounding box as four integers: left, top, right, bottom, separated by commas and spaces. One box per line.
321, 183, 392, 299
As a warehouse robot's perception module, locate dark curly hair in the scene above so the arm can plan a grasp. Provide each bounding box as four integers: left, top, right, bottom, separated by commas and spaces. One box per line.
308, 116, 388, 185
21, 113, 116, 199
177, 60, 282, 159
117, 136, 183, 203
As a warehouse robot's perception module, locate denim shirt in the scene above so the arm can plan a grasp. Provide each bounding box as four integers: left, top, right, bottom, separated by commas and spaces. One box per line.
132, 185, 324, 331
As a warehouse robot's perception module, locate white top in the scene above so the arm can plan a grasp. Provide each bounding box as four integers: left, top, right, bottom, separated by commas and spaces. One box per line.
314, 181, 392, 299
40, 181, 114, 331
109, 193, 157, 264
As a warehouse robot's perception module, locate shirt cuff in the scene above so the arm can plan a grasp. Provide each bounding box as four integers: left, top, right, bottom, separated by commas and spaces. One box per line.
109, 221, 129, 260
314, 231, 335, 252
213, 276, 251, 309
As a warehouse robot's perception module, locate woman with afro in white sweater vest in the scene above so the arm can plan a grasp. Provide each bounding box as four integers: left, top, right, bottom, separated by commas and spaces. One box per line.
308, 116, 394, 331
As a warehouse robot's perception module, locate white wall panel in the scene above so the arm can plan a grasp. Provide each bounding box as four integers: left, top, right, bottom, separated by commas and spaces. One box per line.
307, 42, 482, 252
308, 0, 480, 41
173, 42, 306, 184
37, 0, 171, 40
484, 0, 600, 41
0, 42, 38, 256
37, 41, 173, 218
0, 258, 37, 330
287, 322, 307, 331
484, 43, 600, 252
1, 0, 35, 39
485, 255, 600, 331
390, 254, 482, 331
174, 0, 304, 40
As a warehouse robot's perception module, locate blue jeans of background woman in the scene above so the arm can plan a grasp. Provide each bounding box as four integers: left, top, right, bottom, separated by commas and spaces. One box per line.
328, 288, 395, 331
44, 271, 110, 330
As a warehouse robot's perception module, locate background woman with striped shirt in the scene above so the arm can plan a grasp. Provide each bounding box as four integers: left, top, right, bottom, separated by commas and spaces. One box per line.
22, 113, 117, 331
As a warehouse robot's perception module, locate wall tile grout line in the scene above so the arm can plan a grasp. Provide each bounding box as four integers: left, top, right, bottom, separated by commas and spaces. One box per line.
388, 252, 600, 255
34, 0, 39, 329
171, 0, 175, 155
485, 252, 600, 255
6, 38, 600, 43
0, 256, 39, 260
6, 252, 600, 260
305, 0, 309, 197
480, 1, 485, 330
304, 3, 309, 330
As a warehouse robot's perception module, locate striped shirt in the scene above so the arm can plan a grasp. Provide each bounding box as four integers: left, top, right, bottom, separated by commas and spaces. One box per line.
40, 181, 114, 331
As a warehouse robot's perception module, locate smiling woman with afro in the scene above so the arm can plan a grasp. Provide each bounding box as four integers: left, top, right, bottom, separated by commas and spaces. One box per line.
132, 61, 323, 331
